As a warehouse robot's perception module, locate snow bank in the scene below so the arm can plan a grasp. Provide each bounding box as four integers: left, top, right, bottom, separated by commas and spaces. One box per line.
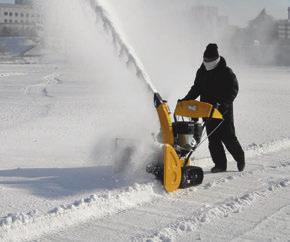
1, 137, 289, 241
24, 73, 61, 97
0, 183, 162, 242
245, 138, 290, 156
137, 178, 290, 242
0, 72, 27, 78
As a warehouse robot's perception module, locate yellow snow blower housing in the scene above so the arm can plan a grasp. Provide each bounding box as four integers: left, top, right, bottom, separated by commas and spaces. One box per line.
147, 93, 223, 192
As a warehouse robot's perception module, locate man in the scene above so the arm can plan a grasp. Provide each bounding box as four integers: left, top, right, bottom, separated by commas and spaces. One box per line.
180, 43, 245, 173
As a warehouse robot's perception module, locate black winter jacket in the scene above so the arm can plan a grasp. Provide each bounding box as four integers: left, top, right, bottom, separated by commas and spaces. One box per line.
183, 57, 239, 121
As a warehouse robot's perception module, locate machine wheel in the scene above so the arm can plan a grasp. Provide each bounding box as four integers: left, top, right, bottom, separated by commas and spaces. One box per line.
146, 163, 163, 181
180, 166, 204, 188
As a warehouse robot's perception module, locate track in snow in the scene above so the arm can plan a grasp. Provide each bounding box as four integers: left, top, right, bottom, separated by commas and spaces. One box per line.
42, 148, 290, 242
1, 138, 289, 242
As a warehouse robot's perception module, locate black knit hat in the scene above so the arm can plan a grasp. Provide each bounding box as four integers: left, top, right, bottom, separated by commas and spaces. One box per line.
203, 43, 219, 59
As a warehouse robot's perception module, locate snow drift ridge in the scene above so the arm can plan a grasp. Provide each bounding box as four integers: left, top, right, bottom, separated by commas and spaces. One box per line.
0, 138, 289, 241
0, 183, 161, 242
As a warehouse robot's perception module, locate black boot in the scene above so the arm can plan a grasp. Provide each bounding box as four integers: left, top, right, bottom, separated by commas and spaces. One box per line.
211, 166, 226, 173
237, 160, 245, 172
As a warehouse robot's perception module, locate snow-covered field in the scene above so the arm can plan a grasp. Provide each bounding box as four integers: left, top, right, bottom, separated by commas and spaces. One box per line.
0, 1, 290, 241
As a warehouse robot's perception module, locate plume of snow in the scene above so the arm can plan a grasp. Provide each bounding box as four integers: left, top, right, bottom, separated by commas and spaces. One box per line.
87, 0, 157, 94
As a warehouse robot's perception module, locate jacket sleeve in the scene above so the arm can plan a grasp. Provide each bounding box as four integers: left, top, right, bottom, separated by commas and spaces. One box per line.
218, 69, 239, 113
182, 70, 201, 100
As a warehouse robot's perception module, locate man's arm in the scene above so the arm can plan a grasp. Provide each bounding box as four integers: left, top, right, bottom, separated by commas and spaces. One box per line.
219, 69, 239, 113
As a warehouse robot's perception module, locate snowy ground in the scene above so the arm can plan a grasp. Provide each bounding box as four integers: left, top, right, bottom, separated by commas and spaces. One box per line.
0, 63, 289, 242
1, 0, 290, 241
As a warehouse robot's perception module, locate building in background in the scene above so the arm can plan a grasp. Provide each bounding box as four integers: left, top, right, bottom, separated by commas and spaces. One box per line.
0, 1, 41, 37
277, 7, 290, 40
15, 0, 33, 4
190, 5, 290, 66
227, 7, 290, 65
276, 7, 290, 65
246, 8, 277, 45
0, 1, 42, 60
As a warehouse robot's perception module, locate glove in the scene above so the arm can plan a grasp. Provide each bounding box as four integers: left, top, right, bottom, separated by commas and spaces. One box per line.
217, 102, 229, 115
178, 98, 190, 103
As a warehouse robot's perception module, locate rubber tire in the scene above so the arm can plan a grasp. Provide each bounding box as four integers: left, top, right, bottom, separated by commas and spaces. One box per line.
180, 166, 204, 189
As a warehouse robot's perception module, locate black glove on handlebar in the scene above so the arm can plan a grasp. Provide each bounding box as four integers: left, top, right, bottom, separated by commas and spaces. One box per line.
217, 102, 229, 115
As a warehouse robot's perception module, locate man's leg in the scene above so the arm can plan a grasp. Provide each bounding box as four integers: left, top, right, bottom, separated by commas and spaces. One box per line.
221, 121, 245, 171
207, 121, 227, 171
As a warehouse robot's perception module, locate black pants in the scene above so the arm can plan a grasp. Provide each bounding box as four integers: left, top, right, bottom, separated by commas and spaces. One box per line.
206, 119, 244, 169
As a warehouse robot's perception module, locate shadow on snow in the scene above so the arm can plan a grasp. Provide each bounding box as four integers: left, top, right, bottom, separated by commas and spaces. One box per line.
0, 166, 146, 199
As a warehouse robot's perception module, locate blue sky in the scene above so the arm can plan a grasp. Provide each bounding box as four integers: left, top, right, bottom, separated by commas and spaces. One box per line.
0, 0, 289, 26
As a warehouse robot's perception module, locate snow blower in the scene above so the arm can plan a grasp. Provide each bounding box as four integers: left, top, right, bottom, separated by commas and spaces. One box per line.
146, 93, 223, 192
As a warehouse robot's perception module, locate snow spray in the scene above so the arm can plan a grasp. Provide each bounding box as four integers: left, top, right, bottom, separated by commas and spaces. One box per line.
87, 0, 158, 95
40, 0, 160, 180
85, 0, 162, 179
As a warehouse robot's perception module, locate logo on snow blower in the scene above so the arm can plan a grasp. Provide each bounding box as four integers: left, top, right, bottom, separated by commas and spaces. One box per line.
188, 105, 197, 111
